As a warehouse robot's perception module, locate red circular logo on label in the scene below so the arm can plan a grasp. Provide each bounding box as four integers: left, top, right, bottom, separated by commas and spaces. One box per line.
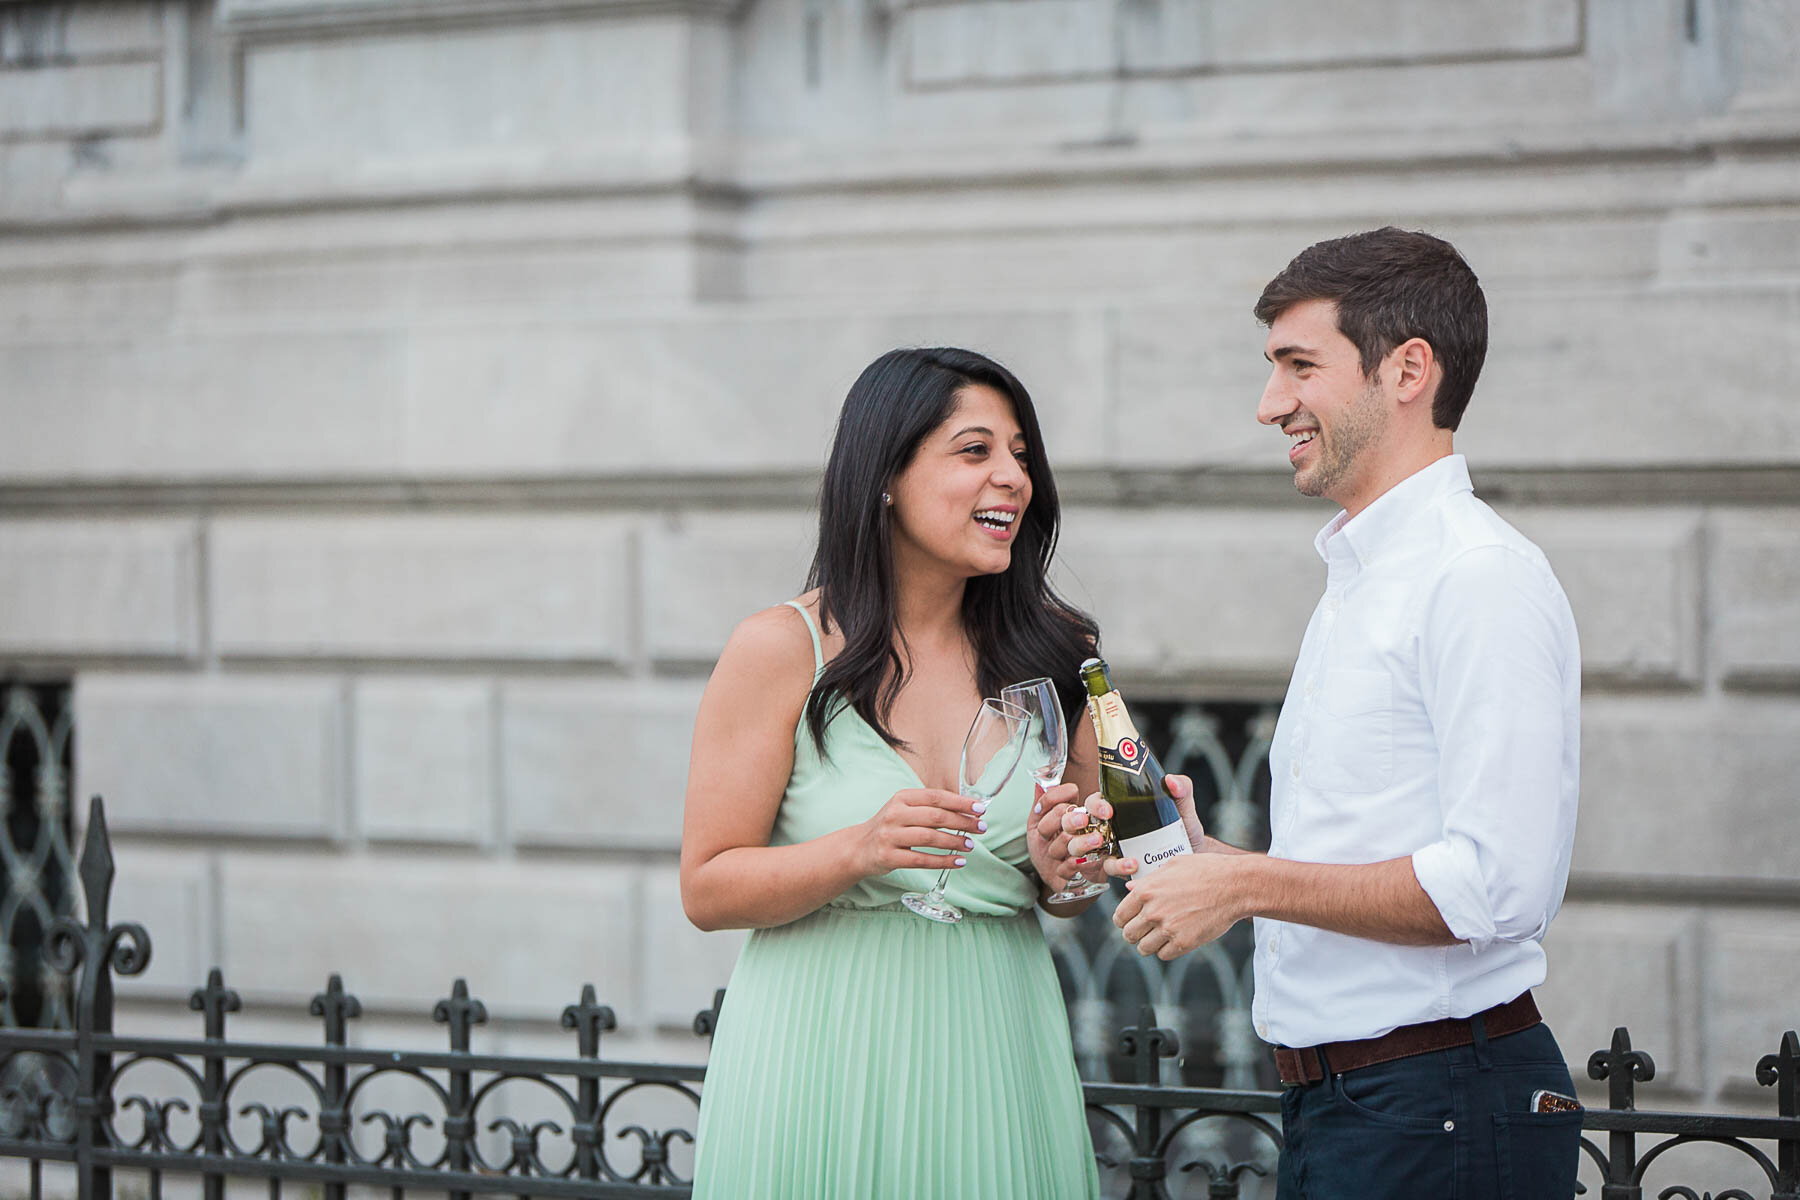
1120, 739, 1140, 762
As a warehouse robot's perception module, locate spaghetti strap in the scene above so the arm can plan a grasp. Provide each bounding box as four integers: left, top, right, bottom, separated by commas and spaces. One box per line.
783, 600, 825, 673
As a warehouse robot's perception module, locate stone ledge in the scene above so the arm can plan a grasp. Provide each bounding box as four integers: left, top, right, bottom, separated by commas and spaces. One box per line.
218, 0, 747, 39
9, 109, 1800, 229
3, 467, 1797, 513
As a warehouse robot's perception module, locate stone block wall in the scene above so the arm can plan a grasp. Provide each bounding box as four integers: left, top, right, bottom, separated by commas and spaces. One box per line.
2, 0, 1797, 1101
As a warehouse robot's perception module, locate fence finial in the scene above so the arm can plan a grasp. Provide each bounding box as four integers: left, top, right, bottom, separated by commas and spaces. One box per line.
1119, 1004, 1180, 1087
1755, 1030, 1799, 1120
1589, 1026, 1655, 1112
432, 978, 487, 1053
561, 983, 615, 1059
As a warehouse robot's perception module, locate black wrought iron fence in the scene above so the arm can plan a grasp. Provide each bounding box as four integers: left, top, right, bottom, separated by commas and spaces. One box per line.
1, 799, 1796, 1200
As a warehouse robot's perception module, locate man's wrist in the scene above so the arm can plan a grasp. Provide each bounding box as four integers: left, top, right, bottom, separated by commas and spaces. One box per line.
1223, 853, 1266, 924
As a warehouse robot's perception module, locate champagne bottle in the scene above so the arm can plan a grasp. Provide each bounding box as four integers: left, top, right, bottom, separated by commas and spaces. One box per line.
1081, 657, 1194, 877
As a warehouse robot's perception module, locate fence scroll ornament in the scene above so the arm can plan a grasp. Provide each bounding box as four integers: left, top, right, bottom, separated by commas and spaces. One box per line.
0, 799, 1792, 1199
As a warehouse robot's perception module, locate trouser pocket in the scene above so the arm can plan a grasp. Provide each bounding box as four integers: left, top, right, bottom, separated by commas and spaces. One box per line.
1493, 1109, 1582, 1200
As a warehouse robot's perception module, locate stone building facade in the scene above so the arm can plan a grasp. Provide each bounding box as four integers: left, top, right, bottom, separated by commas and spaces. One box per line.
2, 0, 1798, 1137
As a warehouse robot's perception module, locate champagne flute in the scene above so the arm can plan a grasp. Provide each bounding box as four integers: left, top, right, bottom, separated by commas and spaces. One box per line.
901, 697, 1031, 924
1046, 809, 1111, 903
1015, 678, 1107, 904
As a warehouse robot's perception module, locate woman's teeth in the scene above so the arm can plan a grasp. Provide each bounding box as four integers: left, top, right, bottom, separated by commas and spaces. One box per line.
974, 509, 1016, 531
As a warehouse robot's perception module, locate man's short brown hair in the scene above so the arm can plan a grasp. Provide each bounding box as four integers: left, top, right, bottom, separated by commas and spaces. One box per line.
1255, 227, 1488, 431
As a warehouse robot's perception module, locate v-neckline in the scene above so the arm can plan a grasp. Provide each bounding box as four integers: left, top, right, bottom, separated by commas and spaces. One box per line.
847, 705, 956, 794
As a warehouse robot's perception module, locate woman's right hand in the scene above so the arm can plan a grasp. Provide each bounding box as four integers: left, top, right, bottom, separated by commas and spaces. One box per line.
852, 788, 987, 878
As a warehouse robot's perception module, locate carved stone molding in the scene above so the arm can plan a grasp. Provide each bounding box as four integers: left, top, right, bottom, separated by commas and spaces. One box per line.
216, 0, 749, 39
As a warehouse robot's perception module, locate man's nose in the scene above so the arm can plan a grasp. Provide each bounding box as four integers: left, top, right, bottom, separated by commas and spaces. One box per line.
1257, 370, 1296, 427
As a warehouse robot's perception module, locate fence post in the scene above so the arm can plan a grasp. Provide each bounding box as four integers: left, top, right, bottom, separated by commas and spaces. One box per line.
190, 968, 241, 1200
1119, 1004, 1179, 1200
310, 974, 361, 1200
563, 983, 616, 1184
692, 989, 725, 1040
45, 798, 151, 1200
1588, 1026, 1654, 1200
434, 977, 487, 1200
1757, 1030, 1798, 1200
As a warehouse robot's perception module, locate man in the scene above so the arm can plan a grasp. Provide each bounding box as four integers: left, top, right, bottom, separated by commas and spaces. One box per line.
1094, 228, 1584, 1197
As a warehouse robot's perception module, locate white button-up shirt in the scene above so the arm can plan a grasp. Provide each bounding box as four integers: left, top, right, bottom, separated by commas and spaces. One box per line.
1252, 454, 1580, 1049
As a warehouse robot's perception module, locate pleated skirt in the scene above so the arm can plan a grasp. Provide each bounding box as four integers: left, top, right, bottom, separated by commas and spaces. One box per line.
691, 904, 1101, 1199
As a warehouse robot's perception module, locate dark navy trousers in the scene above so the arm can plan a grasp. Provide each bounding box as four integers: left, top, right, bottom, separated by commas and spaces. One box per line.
1275, 1020, 1583, 1200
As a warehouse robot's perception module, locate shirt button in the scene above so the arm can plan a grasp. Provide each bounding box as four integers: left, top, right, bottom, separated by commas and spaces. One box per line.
1443, 1120, 1455, 1132
1290, 761, 1301, 780
1256, 1023, 1269, 1039
1304, 679, 1317, 698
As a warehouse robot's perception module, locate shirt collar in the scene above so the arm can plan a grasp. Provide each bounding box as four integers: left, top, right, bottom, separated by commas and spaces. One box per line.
1312, 454, 1473, 570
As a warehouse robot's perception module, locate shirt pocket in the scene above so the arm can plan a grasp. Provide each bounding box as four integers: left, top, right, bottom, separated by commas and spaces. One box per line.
1301, 668, 1394, 793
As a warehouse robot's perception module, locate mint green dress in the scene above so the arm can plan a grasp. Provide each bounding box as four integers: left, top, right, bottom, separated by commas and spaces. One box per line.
691, 603, 1100, 1199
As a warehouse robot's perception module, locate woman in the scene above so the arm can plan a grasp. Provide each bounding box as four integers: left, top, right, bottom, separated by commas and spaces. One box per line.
681, 347, 1107, 1198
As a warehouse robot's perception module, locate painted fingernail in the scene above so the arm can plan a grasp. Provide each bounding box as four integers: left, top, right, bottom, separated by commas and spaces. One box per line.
1033, 803, 1043, 815
1073, 856, 1090, 866
972, 801, 988, 814
963, 837, 975, 850
953, 857, 967, 867
977, 820, 988, 833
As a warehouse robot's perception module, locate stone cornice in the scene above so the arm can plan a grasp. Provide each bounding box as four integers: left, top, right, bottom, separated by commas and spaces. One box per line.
215, 0, 747, 39
2, 466, 1797, 515
5, 108, 1800, 235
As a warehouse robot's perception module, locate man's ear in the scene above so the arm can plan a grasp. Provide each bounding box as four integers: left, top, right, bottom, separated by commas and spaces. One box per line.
1391, 338, 1435, 410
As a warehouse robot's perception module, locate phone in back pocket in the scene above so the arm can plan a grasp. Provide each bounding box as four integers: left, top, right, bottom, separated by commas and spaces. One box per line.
1530, 1089, 1583, 1115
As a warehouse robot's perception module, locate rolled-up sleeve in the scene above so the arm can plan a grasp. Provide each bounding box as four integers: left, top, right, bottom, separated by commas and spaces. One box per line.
1411, 544, 1578, 953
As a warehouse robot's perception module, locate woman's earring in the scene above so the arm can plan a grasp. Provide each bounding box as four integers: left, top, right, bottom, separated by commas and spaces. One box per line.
881, 492, 892, 506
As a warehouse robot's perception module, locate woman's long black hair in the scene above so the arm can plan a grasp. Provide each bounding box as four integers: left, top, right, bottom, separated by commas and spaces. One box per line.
803, 346, 1099, 755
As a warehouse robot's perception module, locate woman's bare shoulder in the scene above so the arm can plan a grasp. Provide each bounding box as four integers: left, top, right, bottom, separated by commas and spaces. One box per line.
715, 597, 820, 692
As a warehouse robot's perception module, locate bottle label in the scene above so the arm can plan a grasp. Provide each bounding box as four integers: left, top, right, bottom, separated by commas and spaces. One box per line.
1117, 822, 1193, 877
1090, 691, 1148, 777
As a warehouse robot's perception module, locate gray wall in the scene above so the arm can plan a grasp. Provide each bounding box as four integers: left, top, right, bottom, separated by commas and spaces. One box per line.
2, 0, 1797, 1108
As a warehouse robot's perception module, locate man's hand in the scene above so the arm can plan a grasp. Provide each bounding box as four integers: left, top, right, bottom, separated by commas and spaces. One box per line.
1101, 772, 1211, 879
1114, 852, 1459, 956
1112, 853, 1247, 959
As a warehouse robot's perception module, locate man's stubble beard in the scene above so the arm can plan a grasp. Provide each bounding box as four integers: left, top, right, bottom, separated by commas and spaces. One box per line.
1294, 378, 1389, 502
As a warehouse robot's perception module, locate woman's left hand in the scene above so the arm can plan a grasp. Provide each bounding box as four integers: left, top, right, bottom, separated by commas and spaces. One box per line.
1027, 783, 1113, 895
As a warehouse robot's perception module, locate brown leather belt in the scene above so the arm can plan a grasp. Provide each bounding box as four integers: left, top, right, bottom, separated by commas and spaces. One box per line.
1274, 992, 1541, 1086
